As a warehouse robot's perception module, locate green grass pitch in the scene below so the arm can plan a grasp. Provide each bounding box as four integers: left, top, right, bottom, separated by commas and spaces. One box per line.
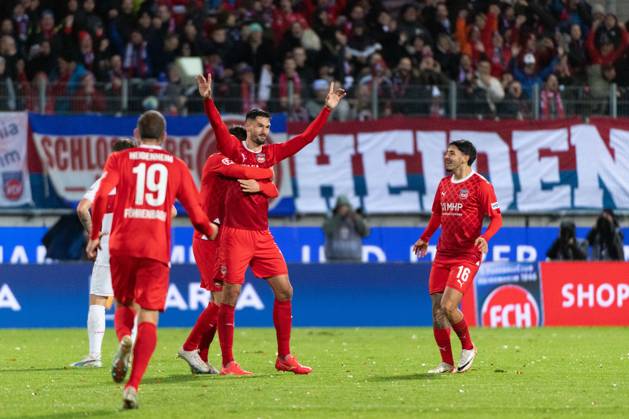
1, 327, 627, 418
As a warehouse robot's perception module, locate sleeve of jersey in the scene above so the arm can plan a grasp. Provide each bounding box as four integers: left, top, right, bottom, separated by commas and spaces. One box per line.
82, 177, 102, 202
90, 156, 119, 240
214, 157, 273, 179
273, 106, 331, 162
204, 98, 241, 161
176, 162, 214, 238
419, 184, 442, 242
259, 181, 279, 198
480, 181, 503, 242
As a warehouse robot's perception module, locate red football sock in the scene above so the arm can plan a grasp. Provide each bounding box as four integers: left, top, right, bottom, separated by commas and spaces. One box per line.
114, 305, 135, 342
452, 318, 474, 350
183, 302, 219, 352
433, 326, 454, 365
198, 324, 217, 363
217, 304, 235, 367
126, 322, 157, 390
273, 299, 292, 358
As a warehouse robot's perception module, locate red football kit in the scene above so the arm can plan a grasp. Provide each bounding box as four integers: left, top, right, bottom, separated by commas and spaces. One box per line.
192, 153, 276, 292
204, 97, 331, 284
91, 145, 214, 311
420, 171, 502, 295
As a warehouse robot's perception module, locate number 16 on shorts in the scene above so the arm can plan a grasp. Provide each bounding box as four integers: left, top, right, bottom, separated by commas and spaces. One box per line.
448, 262, 479, 294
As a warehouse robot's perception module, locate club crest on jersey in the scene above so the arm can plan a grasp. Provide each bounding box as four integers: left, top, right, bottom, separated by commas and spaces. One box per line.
459, 188, 469, 199
255, 153, 266, 164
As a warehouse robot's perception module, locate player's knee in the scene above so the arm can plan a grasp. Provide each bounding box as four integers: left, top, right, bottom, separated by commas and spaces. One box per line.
440, 300, 457, 315
275, 283, 293, 301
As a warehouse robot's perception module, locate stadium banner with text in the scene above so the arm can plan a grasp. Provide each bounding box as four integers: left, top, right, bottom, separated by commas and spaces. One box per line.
288, 117, 629, 213
27, 113, 295, 215
1, 226, 628, 264
468, 262, 543, 328
0, 112, 32, 207
0, 263, 432, 328
539, 262, 629, 326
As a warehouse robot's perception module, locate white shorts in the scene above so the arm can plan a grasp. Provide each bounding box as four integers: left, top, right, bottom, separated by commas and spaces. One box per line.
90, 263, 113, 297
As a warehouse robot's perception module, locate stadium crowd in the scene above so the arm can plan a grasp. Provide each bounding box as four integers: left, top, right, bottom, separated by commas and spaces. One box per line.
1, 0, 628, 119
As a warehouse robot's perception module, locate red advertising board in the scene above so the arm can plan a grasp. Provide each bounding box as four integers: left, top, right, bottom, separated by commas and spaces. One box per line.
540, 262, 629, 326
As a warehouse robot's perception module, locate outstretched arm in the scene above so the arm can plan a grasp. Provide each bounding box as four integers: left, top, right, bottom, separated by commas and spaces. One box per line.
273, 81, 346, 162
198, 73, 242, 161
176, 161, 217, 240
214, 156, 273, 180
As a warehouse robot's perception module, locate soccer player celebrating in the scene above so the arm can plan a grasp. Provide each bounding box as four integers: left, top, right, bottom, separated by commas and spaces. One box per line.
178, 126, 278, 374
197, 73, 345, 375
70, 139, 135, 368
413, 140, 502, 374
86, 111, 217, 409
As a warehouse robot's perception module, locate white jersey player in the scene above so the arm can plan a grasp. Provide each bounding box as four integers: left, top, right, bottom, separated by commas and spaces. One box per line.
71, 139, 136, 368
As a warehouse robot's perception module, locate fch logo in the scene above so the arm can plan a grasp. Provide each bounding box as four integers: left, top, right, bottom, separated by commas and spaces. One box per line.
481, 285, 540, 328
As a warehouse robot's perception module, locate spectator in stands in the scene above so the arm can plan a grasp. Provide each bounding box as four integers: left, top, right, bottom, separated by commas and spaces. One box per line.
279, 55, 302, 111
586, 209, 625, 261
567, 23, 587, 84
160, 64, 187, 116
0, 56, 16, 110
499, 81, 530, 120
434, 33, 459, 80
123, 30, 151, 78
71, 72, 105, 113
322, 195, 369, 262
587, 19, 629, 67
511, 45, 559, 98
391, 56, 420, 115
306, 78, 349, 121
540, 74, 565, 120
476, 59, 504, 118
546, 221, 586, 261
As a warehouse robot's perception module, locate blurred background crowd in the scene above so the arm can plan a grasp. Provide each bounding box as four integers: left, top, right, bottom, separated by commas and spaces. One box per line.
1, 0, 628, 119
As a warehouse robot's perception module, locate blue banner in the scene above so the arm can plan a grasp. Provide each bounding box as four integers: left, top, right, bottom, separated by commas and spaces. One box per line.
0, 263, 432, 328
1, 226, 628, 264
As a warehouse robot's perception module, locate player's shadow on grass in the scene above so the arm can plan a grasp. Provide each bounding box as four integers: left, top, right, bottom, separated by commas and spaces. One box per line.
4, 410, 114, 419
142, 374, 267, 385
369, 373, 442, 382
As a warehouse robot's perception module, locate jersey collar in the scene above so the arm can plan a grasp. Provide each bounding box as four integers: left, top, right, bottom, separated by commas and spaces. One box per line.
139, 144, 162, 150
451, 170, 475, 184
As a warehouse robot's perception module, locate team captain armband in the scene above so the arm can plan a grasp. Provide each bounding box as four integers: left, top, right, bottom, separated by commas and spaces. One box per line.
491, 202, 500, 211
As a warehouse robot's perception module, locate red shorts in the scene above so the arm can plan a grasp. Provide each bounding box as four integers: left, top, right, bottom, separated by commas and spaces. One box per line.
110, 254, 170, 311
428, 257, 480, 295
219, 226, 288, 285
192, 235, 224, 292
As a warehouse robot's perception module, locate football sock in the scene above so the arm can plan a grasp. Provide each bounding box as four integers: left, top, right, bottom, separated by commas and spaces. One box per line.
217, 304, 235, 367
273, 299, 292, 358
87, 304, 106, 359
114, 305, 136, 342
433, 326, 454, 365
452, 318, 474, 350
183, 302, 218, 352
198, 311, 219, 363
126, 322, 157, 390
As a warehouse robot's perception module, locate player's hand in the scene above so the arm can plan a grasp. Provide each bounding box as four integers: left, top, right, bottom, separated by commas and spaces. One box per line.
196, 73, 212, 99
412, 238, 428, 258
238, 179, 261, 193
208, 223, 219, 240
86, 238, 100, 260
325, 81, 346, 109
475, 237, 488, 254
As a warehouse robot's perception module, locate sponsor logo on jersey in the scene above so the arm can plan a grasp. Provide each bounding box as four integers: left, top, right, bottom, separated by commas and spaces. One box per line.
481, 285, 540, 327
441, 202, 463, 213
256, 153, 266, 164
459, 188, 469, 199
2, 172, 24, 201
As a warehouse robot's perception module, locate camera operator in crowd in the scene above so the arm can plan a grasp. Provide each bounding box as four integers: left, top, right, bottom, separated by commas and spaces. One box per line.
322, 195, 369, 262
585, 209, 625, 261
546, 220, 586, 261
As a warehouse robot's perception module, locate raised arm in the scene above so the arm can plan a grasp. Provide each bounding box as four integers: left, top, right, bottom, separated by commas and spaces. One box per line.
273, 81, 346, 162
213, 156, 274, 180
198, 73, 242, 161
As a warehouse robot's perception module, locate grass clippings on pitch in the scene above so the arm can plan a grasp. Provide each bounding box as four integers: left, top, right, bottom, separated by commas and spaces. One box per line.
0, 327, 627, 418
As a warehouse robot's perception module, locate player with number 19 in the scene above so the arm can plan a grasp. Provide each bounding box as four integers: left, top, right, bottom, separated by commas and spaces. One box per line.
86, 111, 217, 409
412, 140, 502, 374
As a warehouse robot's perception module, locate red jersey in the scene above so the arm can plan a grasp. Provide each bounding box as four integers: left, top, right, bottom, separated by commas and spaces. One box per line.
193, 152, 276, 239
91, 145, 213, 264
422, 172, 501, 261
204, 98, 331, 230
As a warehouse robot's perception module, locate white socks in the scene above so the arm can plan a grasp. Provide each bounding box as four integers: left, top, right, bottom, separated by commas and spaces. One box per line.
87, 304, 106, 359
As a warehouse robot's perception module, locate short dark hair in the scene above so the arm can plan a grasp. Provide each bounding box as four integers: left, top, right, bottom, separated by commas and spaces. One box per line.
137, 110, 166, 140
449, 140, 477, 166
229, 125, 247, 141
245, 108, 271, 121
112, 138, 135, 151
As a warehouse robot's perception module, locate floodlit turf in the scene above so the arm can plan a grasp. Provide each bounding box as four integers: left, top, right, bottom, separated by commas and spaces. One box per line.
0, 327, 627, 418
